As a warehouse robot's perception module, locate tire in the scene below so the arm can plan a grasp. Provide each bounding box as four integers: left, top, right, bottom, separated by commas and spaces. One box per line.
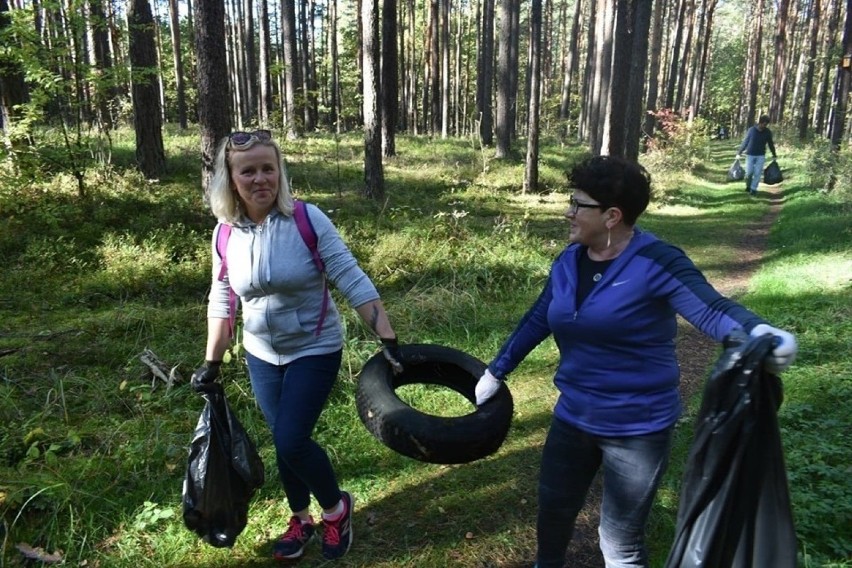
356, 344, 514, 464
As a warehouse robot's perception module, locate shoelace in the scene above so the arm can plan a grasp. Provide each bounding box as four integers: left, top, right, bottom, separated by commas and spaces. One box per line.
282, 518, 307, 542
323, 519, 341, 545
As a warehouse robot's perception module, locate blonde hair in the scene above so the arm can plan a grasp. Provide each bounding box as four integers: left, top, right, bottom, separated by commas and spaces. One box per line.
208, 134, 295, 223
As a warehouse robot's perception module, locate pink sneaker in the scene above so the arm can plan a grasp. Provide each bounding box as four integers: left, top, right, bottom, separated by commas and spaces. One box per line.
273, 515, 315, 561
321, 492, 354, 560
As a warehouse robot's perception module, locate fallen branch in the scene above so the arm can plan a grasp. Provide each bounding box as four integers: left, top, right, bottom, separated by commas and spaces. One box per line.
138, 349, 184, 392
0, 348, 19, 358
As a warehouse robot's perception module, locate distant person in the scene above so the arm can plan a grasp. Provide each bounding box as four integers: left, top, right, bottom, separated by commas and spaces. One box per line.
717, 125, 728, 140
474, 155, 798, 568
737, 114, 777, 196
191, 129, 404, 562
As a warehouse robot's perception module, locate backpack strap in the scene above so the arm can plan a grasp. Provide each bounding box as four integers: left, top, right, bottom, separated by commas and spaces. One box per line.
215, 223, 238, 339
294, 200, 329, 336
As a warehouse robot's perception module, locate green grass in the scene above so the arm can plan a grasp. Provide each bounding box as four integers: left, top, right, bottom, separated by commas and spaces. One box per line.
1, 131, 850, 567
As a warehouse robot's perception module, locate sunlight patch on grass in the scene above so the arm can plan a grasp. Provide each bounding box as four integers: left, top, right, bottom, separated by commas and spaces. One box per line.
654, 203, 707, 216
395, 384, 474, 418
751, 252, 852, 294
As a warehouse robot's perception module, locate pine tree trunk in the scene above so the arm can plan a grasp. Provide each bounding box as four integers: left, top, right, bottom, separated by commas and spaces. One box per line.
129, 0, 165, 179
381, 0, 398, 156
799, 0, 821, 139
508, 0, 520, 139
558, 0, 581, 137
623, 0, 653, 161
829, 0, 852, 150
664, 0, 686, 109
258, 0, 272, 126
674, 0, 696, 114
282, 0, 299, 138
524, 0, 542, 193
579, 0, 598, 142
606, 0, 630, 158
441, 0, 450, 138
495, 0, 512, 157
243, 0, 257, 122
0, 0, 27, 139
429, 0, 441, 134
406, 0, 418, 134
298, 0, 314, 131
745, 0, 764, 127
770, 0, 790, 121
166, 0, 186, 128
642, 0, 664, 142
362, 0, 384, 199
194, 0, 231, 192
589, 0, 613, 155
477, 0, 495, 145
90, 0, 117, 130
331, 0, 340, 131
687, 0, 717, 123
814, 0, 840, 134
399, 0, 408, 131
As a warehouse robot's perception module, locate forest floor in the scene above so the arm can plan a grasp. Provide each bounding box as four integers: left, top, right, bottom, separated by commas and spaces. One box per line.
563, 184, 784, 567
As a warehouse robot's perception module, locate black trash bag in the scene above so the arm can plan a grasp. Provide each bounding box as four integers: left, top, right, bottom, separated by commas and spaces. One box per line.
182, 383, 265, 548
763, 159, 783, 184
727, 158, 745, 182
664, 330, 797, 568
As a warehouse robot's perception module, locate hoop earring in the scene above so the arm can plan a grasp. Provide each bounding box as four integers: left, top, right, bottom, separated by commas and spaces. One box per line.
606, 228, 612, 249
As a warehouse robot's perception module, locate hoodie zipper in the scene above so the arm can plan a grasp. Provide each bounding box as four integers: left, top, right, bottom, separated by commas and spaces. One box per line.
250, 222, 263, 291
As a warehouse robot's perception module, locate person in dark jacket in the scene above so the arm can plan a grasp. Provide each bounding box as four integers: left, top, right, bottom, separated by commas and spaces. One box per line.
474, 155, 798, 568
737, 114, 777, 196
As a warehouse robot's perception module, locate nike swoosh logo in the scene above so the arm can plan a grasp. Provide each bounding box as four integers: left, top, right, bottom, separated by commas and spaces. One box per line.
612, 280, 630, 287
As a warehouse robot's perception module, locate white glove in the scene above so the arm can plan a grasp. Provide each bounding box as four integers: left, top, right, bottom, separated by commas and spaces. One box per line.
750, 323, 798, 374
475, 369, 502, 406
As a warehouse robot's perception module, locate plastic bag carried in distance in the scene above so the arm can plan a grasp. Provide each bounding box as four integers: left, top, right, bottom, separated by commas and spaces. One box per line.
664, 330, 797, 568
763, 159, 783, 184
182, 383, 265, 548
727, 158, 745, 182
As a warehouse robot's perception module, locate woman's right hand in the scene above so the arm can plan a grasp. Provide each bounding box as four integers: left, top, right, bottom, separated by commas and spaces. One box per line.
475, 369, 502, 406
191, 360, 221, 392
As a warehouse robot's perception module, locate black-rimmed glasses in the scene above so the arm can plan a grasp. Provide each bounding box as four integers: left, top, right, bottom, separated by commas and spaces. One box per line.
568, 194, 606, 214
228, 129, 272, 148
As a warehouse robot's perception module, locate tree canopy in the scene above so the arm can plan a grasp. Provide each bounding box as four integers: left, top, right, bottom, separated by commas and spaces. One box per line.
1, 0, 850, 191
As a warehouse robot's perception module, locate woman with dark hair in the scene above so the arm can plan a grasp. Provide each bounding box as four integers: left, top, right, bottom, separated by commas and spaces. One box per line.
475, 155, 797, 568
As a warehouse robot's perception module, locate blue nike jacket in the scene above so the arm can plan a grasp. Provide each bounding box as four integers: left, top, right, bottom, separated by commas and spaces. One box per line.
488, 228, 767, 436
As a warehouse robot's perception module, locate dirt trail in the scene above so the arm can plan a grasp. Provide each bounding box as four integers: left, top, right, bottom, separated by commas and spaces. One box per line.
564, 186, 784, 568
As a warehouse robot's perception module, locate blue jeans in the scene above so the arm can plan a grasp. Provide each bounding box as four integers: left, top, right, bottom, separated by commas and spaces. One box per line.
744, 154, 766, 192
245, 350, 343, 512
536, 417, 673, 568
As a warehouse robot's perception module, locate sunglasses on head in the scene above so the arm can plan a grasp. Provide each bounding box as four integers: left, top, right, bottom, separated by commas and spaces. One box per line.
228, 129, 272, 148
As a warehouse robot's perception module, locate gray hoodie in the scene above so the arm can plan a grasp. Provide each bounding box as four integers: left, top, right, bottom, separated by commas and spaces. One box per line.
207, 204, 380, 365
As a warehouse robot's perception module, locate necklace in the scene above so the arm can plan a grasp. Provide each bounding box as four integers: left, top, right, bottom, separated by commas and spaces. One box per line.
593, 273, 602, 282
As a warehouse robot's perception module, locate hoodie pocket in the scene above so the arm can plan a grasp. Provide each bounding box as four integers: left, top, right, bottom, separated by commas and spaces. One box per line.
244, 305, 310, 351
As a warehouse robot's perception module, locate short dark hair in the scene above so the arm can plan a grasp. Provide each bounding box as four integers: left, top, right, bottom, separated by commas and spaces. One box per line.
759, 114, 770, 124
567, 155, 651, 226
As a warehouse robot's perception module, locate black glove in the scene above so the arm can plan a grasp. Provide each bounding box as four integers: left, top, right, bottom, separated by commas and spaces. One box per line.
380, 337, 404, 375
191, 360, 221, 393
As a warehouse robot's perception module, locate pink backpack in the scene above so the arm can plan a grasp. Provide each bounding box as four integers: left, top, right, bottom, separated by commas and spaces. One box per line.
216, 200, 329, 338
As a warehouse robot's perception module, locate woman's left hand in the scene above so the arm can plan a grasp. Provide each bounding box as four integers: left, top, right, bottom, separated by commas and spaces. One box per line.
750, 324, 798, 373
